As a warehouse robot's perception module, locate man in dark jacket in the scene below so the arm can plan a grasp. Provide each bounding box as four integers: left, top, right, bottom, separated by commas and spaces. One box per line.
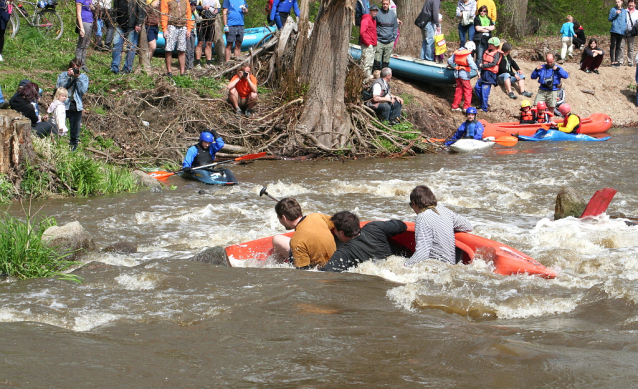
111, 0, 145, 74
321, 211, 407, 272
497, 42, 533, 99
374, 0, 398, 71
420, 0, 440, 61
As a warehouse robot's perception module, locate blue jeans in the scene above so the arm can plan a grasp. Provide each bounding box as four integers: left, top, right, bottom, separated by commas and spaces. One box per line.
458, 23, 475, 48
420, 21, 436, 61
111, 27, 139, 74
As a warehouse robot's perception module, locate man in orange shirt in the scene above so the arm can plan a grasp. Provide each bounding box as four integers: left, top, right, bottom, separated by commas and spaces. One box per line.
227, 65, 258, 117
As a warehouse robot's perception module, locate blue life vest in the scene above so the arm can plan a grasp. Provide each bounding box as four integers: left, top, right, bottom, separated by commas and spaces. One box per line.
464, 121, 477, 138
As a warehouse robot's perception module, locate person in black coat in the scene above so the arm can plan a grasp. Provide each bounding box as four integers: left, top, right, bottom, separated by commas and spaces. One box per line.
9, 82, 56, 137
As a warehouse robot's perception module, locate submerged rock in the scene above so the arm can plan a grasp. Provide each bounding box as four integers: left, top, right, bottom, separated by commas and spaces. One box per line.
188, 246, 229, 266
554, 187, 587, 220
132, 170, 163, 189
42, 221, 96, 260
102, 241, 138, 254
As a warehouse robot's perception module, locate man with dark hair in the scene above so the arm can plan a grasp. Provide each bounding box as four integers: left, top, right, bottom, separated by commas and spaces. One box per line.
321, 212, 407, 273
111, 0, 145, 74
272, 198, 336, 269
497, 42, 533, 99
374, 0, 398, 71
228, 65, 258, 117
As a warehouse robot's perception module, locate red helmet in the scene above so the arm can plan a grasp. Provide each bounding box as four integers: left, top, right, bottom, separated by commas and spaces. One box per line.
536, 101, 547, 110
557, 103, 571, 116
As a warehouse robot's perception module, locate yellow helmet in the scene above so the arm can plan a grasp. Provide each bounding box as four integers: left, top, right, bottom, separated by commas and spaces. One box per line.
521, 100, 531, 108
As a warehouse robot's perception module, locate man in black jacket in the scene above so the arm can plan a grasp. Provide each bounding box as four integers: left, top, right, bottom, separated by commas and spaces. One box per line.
497, 42, 533, 99
320, 211, 407, 272
111, 0, 145, 74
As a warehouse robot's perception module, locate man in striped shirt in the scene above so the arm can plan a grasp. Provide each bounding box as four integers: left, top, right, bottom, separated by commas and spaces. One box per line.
404, 185, 473, 266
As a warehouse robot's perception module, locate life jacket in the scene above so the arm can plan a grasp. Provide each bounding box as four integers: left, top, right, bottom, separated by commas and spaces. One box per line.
463, 120, 478, 138
519, 108, 534, 123
533, 109, 552, 124
481, 49, 503, 74
563, 113, 581, 134
453, 49, 471, 72
192, 142, 215, 167
366, 77, 390, 105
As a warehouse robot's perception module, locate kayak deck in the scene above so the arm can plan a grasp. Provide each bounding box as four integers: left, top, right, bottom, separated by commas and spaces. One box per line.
178, 168, 238, 185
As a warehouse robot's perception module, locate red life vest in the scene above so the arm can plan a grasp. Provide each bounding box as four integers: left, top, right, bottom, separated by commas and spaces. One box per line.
564, 113, 581, 134
519, 108, 534, 123
533, 109, 552, 124
481, 49, 503, 74
453, 49, 471, 72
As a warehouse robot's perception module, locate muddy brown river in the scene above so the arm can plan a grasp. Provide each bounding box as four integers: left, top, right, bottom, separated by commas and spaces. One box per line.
2, 128, 638, 388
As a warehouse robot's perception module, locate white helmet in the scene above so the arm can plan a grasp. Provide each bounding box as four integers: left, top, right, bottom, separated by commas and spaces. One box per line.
464, 41, 476, 52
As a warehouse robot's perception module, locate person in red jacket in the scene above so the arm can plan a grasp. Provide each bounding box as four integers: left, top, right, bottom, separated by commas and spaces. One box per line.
360, 5, 378, 79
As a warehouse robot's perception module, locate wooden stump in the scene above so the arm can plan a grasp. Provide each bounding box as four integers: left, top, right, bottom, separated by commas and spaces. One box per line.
0, 109, 36, 177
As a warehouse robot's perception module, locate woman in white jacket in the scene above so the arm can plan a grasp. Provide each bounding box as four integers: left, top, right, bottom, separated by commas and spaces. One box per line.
48, 87, 69, 136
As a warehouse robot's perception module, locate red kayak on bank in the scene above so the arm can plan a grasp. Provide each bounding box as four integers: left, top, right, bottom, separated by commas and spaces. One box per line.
224, 222, 557, 278
480, 113, 612, 138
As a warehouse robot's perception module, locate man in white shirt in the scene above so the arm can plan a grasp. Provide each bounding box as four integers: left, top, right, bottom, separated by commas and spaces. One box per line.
366, 67, 404, 125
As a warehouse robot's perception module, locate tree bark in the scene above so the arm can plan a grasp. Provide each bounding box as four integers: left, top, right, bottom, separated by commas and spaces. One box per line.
139, 25, 152, 73
394, 0, 423, 58
497, 0, 529, 39
0, 110, 36, 176
294, 0, 354, 149
214, 16, 226, 62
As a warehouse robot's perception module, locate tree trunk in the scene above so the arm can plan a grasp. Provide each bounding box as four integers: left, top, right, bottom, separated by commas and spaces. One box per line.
214, 16, 226, 62
0, 110, 36, 176
497, 0, 528, 39
294, 0, 355, 149
394, 0, 423, 58
139, 25, 152, 73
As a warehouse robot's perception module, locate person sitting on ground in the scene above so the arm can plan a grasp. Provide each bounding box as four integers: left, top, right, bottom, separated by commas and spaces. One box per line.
272, 198, 336, 269
448, 40, 479, 112
320, 211, 407, 273
474, 36, 501, 112
580, 38, 604, 74
48, 87, 69, 136
550, 103, 580, 134
367, 67, 403, 125
182, 130, 225, 171
404, 185, 473, 266
531, 53, 569, 110
519, 100, 534, 124
497, 42, 533, 99
228, 65, 258, 117
532, 101, 553, 124
9, 82, 56, 138
445, 107, 484, 145
572, 20, 586, 49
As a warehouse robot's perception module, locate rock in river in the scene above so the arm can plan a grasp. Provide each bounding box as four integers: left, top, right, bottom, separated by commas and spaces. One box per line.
554, 187, 587, 220
42, 221, 96, 260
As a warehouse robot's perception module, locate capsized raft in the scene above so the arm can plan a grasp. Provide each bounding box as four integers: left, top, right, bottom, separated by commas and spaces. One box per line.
349, 44, 477, 84
224, 221, 557, 278
480, 112, 612, 138
518, 129, 611, 142
178, 168, 238, 185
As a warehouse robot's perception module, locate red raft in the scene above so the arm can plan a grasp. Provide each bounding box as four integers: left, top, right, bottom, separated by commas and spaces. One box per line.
224, 222, 557, 278
480, 112, 612, 138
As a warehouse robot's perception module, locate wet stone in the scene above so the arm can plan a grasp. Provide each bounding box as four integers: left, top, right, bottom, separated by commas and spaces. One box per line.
198, 189, 210, 195
188, 246, 229, 266
102, 241, 138, 254
132, 170, 163, 189
150, 186, 162, 193
42, 221, 96, 260
554, 187, 587, 220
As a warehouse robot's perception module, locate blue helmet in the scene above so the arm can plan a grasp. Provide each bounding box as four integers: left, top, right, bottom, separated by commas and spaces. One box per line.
199, 131, 214, 143
465, 107, 477, 115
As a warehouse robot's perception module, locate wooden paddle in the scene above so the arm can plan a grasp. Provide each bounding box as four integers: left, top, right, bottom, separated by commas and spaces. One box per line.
580, 187, 617, 218
149, 152, 267, 180
426, 136, 518, 147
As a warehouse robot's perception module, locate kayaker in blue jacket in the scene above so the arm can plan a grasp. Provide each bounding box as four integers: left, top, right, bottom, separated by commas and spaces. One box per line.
182, 130, 225, 171
270, 0, 300, 29
445, 107, 485, 145
530, 53, 569, 111
608, 0, 627, 67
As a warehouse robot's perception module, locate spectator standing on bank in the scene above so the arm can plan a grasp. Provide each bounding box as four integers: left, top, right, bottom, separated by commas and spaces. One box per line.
374, 0, 398, 70
270, 0, 299, 29
185, 0, 198, 71
622, 0, 638, 66
57, 59, 89, 151
609, 0, 627, 68
455, 0, 476, 49
0, 0, 9, 61
94, 0, 114, 51
194, 0, 221, 68
360, 4, 378, 79
222, 0, 248, 62
355, 0, 369, 26
419, 0, 440, 61
448, 41, 478, 111
559, 15, 575, 63
142, 0, 161, 63
475, 0, 496, 22
75, 0, 94, 72
472, 5, 494, 65
531, 53, 569, 110
161, 0, 194, 76
111, 0, 144, 74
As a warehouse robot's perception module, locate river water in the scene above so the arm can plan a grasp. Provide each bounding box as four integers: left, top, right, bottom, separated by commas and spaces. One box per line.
2, 128, 638, 387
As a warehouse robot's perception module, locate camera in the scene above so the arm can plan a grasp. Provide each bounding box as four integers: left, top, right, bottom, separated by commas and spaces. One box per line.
543, 76, 553, 89
242, 71, 249, 78
73, 67, 80, 75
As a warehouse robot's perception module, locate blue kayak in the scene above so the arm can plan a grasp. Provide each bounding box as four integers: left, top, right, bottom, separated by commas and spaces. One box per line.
178, 168, 238, 185
349, 44, 477, 84
518, 129, 611, 142
156, 26, 274, 54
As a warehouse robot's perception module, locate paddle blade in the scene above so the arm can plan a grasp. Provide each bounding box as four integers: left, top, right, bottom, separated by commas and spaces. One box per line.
580, 187, 617, 218
235, 152, 267, 161
148, 171, 176, 180
493, 136, 518, 147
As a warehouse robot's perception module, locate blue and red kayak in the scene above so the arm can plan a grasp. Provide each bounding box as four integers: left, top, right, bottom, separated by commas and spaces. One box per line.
518, 129, 611, 142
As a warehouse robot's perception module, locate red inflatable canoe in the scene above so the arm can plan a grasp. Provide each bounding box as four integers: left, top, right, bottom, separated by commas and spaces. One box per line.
224, 222, 557, 278
480, 113, 612, 138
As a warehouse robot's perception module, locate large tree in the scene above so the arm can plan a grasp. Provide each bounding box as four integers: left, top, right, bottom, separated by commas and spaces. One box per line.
394, 0, 424, 58
497, 0, 529, 39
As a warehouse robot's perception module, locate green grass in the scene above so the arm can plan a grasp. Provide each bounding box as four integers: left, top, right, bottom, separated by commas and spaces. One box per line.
0, 211, 80, 281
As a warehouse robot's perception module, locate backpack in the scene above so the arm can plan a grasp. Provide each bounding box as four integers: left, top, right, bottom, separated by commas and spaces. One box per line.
361, 85, 373, 102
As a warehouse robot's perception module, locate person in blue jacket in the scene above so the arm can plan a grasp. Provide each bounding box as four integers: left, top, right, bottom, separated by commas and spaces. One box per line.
182, 130, 225, 171
608, 0, 627, 67
270, 0, 299, 29
530, 53, 569, 111
355, 0, 370, 26
445, 107, 484, 145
